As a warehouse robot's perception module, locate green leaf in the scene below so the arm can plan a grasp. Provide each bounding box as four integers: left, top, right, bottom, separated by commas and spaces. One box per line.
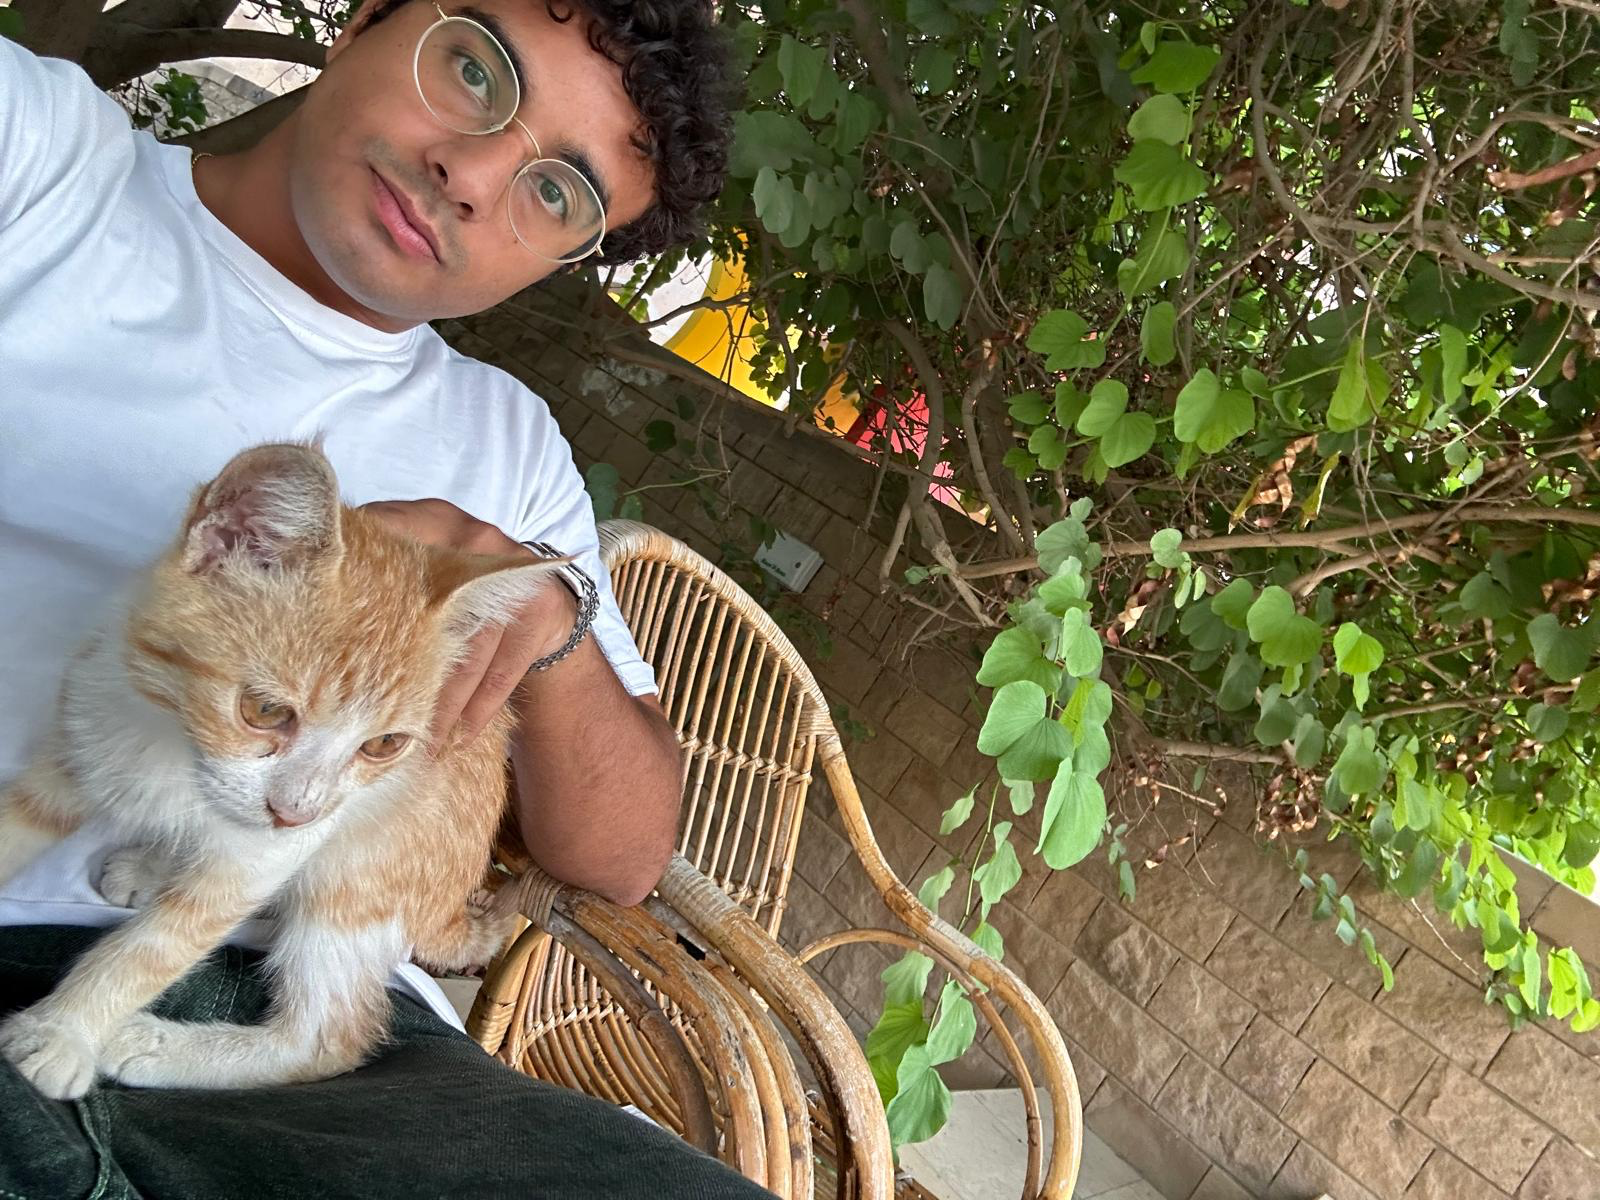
1114, 140, 1210, 212
1150, 529, 1184, 569
890, 219, 931, 273
865, 998, 927, 1102
975, 822, 1023, 909
1334, 725, 1386, 796
1211, 579, 1254, 629
1572, 671, 1600, 714
1291, 713, 1326, 767
1328, 340, 1389, 431
1007, 390, 1049, 424
886, 1043, 953, 1147
1061, 609, 1104, 677
998, 718, 1074, 781
617, 493, 644, 521
917, 865, 956, 910
971, 922, 1005, 959
1527, 614, 1596, 684
1333, 622, 1384, 710
585, 462, 620, 521
1027, 309, 1105, 370
1246, 587, 1323, 668
880, 951, 935, 1007
1460, 572, 1513, 620
1118, 227, 1187, 297
1077, 380, 1129, 437
1141, 301, 1177, 367
1217, 652, 1265, 711
1055, 381, 1088, 428
1101, 413, 1157, 468
1129, 40, 1221, 94
1008, 779, 1036, 816
1126, 94, 1190, 144
753, 166, 796, 235
939, 790, 976, 837
1173, 369, 1254, 452
1030, 425, 1069, 471
1003, 448, 1039, 479
926, 979, 977, 1064
923, 263, 963, 329
643, 419, 677, 453
729, 110, 815, 175
1038, 762, 1107, 869
1528, 703, 1570, 743
1061, 677, 1114, 739
1563, 821, 1600, 869
0, 9, 22, 38
1035, 517, 1096, 574
833, 91, 880, 152
977, 627, 1062, 692
776, 35, 825, 107
977, 680, 1047, 755
1254, 687, 1299, 745
1439, 324, 1467, 403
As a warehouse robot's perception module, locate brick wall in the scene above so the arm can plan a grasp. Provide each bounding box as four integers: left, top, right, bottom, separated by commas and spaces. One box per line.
441, 282, 1600, 1200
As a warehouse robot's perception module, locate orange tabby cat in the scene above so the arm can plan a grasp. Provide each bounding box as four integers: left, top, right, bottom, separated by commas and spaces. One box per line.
0, 442, 560, 1100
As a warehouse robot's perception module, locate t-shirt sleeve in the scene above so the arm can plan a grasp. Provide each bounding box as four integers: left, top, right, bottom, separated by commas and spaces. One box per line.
516, 434, 659, 698
0, 35, 135, 230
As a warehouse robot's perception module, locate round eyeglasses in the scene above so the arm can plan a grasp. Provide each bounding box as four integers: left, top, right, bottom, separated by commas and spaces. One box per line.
413, 4, 605, 264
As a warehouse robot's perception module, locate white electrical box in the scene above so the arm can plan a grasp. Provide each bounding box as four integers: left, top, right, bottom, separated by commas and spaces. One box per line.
755, 530, 823, 592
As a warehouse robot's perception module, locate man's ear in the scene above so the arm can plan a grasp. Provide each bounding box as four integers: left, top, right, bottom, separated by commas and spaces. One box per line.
324, 0, 404, 65
180, 442, 343, 574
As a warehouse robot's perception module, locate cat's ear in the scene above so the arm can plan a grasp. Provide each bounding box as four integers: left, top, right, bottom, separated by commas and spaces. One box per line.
432, 555, 574, 637
181, 443, 343, 574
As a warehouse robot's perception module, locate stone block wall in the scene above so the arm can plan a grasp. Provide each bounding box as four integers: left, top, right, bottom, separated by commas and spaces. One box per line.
441, 283, 1600, 1200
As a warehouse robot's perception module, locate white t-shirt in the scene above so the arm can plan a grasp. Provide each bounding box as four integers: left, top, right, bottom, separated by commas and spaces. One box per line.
0, 39, 656, 1027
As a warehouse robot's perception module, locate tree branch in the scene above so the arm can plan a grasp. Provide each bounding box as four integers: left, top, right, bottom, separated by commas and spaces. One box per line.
87, 27, 328, 89
1151, 739, 1285, 765
1488, 146, 1600, 191
957, 504, 1600, 577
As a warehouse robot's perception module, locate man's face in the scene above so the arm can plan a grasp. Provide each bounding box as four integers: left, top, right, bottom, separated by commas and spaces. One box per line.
288, 0, 655, 325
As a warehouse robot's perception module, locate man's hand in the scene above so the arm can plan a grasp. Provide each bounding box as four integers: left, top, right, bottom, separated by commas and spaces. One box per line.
360, 498, 576, 753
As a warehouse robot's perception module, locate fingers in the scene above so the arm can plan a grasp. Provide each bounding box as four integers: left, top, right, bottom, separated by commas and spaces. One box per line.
450, 613, 553, 747
431, 623, 504, 754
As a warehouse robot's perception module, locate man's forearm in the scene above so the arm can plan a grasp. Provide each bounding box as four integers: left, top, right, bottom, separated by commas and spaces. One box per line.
508, 599, 683, 906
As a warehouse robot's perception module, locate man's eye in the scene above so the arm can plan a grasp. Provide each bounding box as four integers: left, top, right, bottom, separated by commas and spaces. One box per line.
455, 54, 492, 100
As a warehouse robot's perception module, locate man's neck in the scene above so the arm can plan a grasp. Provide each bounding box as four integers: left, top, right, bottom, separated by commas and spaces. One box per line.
190, 124, 419, 336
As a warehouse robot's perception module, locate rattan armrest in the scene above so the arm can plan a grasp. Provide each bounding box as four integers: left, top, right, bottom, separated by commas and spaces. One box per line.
654, 855, 896, 1200
822, 745, 1084, 1200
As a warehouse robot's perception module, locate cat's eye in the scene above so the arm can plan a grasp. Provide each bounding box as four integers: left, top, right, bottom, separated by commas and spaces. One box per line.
359, 732, 412, 762
239, 691, 295, 731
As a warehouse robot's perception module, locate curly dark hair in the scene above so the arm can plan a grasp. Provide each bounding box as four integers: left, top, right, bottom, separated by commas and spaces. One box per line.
354, 0, 736, 265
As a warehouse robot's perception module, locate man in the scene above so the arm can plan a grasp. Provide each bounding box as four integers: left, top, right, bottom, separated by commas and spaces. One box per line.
0, 1, 770, 1195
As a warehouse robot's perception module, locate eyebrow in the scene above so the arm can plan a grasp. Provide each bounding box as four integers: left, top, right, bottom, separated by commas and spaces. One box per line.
457, 5, 613, 218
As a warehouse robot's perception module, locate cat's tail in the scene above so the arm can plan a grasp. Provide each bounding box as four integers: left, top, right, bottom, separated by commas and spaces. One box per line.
410, 887, 519, 975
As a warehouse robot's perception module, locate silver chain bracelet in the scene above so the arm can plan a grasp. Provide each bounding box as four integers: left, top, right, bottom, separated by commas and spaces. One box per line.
520, 540, 600, 672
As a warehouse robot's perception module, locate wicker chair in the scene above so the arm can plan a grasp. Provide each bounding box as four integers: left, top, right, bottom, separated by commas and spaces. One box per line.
467, 520, 1083, 1199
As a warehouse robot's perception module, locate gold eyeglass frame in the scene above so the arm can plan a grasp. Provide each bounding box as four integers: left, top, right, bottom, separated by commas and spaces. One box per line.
412, 3, 606, 264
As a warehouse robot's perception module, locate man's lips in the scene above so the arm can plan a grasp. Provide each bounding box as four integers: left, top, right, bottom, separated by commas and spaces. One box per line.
371, 169, 440, 262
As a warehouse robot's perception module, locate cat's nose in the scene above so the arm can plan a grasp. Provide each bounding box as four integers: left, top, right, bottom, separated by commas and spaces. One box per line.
266, 800, 317, 829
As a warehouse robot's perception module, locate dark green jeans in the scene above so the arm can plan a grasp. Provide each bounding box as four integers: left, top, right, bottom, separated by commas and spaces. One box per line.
0, 925, 774, 1200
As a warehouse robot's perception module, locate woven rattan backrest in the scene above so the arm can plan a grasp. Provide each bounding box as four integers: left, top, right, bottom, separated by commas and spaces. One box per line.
599, 520, 833, 937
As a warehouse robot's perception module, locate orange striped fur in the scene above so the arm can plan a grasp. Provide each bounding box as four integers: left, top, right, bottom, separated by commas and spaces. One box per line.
0, 443, 560, 1098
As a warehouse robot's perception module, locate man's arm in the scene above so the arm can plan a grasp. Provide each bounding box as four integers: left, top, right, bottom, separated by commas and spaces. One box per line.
504, 584, 682, 906
361, 499, 682, 906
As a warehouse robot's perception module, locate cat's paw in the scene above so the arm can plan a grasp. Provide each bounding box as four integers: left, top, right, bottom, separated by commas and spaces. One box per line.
94, 844, 169, 909
99, 1013, 174, 1088
0, 1008, 98, 1100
